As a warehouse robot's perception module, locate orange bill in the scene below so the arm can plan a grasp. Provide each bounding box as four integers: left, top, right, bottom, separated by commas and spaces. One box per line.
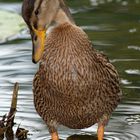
31, 27, 46, 63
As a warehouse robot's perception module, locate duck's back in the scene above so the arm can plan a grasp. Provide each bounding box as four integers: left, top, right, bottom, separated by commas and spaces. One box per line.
33, 22, 121, 129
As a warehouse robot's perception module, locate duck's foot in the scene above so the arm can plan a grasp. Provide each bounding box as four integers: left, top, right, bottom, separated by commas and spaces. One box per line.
97, 124, 104, 140
51, 132, 59, 140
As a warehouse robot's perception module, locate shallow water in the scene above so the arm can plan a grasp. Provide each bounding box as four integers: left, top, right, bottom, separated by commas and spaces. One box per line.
0, 0, 140, 140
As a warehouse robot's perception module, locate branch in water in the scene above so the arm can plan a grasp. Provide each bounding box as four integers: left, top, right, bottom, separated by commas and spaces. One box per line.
5, 82, 19, 140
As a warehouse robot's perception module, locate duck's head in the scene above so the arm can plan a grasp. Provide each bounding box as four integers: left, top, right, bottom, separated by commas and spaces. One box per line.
22, 0, 74, 63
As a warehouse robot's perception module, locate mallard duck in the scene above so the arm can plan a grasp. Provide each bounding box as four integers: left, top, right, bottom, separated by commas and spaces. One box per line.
22, 0, 122, 140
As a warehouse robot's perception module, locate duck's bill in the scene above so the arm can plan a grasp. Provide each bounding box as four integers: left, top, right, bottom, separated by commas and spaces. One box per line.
31, 29, 46, 64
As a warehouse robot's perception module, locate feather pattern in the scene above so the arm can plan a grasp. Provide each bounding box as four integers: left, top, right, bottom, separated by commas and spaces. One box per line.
33, 22, 122, 131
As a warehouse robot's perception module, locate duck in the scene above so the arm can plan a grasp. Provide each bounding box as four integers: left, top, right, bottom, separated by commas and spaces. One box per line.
22, 0, 122, 140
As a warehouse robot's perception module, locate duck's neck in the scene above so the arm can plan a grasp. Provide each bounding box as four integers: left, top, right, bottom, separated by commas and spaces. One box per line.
54, 8, 75, 26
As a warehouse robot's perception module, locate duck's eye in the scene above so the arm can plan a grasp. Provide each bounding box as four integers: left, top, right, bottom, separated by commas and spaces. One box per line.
34, 35, 37, 41
33, 22, 38, 29
35, 10, 39, 16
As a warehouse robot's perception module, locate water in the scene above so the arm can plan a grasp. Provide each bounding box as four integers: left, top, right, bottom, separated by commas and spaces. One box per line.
0, 0, 140, 140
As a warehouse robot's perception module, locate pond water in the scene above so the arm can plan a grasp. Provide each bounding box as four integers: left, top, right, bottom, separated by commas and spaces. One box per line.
0, 0, 140, 140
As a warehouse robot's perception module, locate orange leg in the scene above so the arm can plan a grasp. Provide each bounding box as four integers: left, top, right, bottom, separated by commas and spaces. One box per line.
51, 132, 59, 140
97, 124, 104, 140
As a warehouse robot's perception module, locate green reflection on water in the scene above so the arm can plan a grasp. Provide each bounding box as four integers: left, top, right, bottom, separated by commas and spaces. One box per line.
72, 1, 140, 101
0, 0, 22, 2
0, 10, 25, 42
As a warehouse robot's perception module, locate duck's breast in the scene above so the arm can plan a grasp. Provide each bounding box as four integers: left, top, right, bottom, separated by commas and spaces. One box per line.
34, 23, 121, 128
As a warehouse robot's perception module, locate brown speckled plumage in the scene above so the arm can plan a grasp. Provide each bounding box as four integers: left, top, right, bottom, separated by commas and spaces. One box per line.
33, 23, 121, 131
22, 0, 122, 139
